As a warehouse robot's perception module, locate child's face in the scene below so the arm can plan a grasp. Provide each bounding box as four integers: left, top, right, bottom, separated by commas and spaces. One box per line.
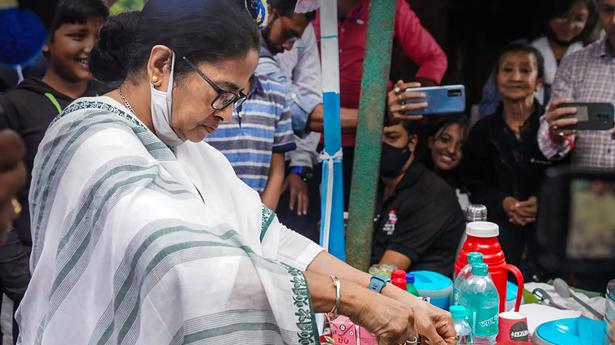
44, 16, 106, 82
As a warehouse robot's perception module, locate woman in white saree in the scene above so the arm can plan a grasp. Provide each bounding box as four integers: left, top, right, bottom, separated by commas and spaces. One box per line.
17, 1, 456, 344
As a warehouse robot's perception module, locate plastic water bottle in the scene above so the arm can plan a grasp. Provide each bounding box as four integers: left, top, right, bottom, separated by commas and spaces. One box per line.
450, 305, 472, 344
453, 252, 483, 305
406, 273, 420, 297
458, 263, 499, 344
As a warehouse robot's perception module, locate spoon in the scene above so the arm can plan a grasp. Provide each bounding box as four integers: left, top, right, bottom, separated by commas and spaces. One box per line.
553, 278, 604, 320
532, 288, 567, 309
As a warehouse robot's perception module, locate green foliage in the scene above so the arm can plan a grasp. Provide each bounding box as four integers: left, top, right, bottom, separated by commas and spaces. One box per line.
109, 0, 144, 15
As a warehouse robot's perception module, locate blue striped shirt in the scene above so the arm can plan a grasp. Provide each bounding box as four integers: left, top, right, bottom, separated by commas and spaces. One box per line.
206, 74, 296, 192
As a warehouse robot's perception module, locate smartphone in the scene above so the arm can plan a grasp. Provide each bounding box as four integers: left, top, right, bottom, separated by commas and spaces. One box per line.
557, 102, 615, 131
403, 85, 466, 115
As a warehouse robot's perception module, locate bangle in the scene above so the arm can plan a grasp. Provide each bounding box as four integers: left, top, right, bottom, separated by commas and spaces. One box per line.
329, 275, 341, 318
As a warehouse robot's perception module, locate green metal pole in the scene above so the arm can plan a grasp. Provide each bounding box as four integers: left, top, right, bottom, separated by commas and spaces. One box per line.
346, 0, 396, 271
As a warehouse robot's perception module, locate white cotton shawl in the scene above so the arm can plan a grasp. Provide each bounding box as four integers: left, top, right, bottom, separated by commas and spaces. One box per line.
18, 96, 323, 345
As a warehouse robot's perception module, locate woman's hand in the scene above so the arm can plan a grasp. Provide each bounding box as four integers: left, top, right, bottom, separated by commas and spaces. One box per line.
503, 196, 537, 226
387, 80, 428, 123
515, 196, 537, 223
305, 271, 416, 344
411, 300, 457, 345
347, 291, 417, 345
306, 252, 456, 344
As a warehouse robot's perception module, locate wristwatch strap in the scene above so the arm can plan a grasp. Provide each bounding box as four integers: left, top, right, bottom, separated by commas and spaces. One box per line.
368, 275, 387, 293
289, 166, 313, 181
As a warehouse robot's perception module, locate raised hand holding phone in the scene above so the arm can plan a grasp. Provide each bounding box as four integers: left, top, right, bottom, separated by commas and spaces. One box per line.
404, 84, 466, 116
387, 80, 428, 122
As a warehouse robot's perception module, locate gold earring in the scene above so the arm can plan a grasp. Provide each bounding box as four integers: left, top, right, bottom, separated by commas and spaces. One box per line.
152, 75, 161, 87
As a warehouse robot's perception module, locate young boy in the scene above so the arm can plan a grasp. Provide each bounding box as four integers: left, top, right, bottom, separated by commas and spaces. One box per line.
0, 0, 108, 249
205, 73, 295, 211
0, 1, 108, 342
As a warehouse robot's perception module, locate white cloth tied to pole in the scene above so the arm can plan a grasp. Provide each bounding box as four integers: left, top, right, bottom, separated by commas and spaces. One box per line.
318, 149, 343, 252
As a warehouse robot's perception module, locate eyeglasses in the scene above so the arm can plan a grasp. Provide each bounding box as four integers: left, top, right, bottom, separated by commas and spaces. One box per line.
179, 55, 247, 111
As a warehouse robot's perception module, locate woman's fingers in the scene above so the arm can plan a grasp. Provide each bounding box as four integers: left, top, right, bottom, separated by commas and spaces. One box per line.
411, 301, 456, 345
389, 102, 428, 114
394, 80, 422, 93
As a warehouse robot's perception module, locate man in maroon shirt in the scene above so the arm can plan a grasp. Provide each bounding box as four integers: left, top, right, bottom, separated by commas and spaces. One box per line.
310, 0, 448, 207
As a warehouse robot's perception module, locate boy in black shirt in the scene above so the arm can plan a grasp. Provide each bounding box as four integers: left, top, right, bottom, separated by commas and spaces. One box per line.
0, 1, 108, 342
372, 120, 465, 277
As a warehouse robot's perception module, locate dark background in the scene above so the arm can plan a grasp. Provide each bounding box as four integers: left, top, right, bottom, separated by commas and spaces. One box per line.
391, 0, 543, 108
19, 0, 550, 107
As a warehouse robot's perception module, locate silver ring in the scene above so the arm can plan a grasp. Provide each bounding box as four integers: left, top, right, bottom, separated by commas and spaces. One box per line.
394, 86, 401, 94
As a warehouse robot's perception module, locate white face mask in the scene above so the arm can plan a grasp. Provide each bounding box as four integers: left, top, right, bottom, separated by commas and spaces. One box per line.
151, 52, 184, 147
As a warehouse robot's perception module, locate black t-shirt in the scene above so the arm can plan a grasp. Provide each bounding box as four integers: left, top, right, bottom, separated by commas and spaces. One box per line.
371, 163, 465, 277
0, 78, 108, 247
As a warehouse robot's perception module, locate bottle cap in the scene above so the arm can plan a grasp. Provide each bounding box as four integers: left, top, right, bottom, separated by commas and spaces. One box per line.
391, 269, 406, 281
392, 278, 406, 290
449, 305, 467, 320
472, 263, 489, 276
466, 221, 499, 238
405, 273, 415, 284
465, 204, 487, 222
468, 252, 483, 265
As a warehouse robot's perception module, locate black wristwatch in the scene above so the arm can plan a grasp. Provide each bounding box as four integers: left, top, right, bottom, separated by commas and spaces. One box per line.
289, 166, 313, 182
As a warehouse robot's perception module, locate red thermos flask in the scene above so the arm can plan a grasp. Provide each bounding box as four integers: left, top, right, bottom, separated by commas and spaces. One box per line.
455, 221, 524, 312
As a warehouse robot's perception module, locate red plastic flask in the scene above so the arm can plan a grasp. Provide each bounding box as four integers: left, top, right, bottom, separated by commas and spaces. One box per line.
455, 221, 524, 312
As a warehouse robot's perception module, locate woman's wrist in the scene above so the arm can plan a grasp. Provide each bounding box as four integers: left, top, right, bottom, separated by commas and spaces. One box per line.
383, 283, 422, 307
337, 280, 369, 319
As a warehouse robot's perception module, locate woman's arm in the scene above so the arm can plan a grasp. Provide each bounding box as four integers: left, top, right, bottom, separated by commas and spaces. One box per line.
306, 251, 456, 344
303, 270, 415, 345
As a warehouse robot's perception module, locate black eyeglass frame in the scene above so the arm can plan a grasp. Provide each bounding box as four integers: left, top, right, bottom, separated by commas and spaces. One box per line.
178, 54, 247, 111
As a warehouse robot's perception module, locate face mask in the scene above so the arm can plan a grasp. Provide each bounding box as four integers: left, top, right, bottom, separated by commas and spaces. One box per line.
151, 52, 184, 147
379, 142, 411, 178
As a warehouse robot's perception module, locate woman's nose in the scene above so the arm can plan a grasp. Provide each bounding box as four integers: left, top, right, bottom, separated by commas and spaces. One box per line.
218, 107, 233, 122
445, 144, 456, 155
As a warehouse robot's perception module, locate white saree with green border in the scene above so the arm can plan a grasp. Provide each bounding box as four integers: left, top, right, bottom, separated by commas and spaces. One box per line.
17, 96, 323, 345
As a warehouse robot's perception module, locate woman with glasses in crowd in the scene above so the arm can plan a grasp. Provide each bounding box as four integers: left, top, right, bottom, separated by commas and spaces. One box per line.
16, 1, 456, 344
479, 0, 598, 117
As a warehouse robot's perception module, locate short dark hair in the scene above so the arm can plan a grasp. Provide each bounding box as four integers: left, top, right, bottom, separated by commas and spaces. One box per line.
90, 0, 260, 82
495, 43, 546, 81
532, 0, 598, 45
383, 117, 420, 137
50, 0, 109, 33
270, 0, 299, 17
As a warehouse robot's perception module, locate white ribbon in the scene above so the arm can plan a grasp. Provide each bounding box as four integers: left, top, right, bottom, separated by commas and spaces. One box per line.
319, 149, 343, 251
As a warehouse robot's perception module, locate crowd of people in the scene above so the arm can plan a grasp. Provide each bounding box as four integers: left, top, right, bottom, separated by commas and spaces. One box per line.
0, 0, 613, 343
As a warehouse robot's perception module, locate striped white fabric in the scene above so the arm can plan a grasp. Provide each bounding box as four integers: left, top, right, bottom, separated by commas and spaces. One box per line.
18, 96, 322, 345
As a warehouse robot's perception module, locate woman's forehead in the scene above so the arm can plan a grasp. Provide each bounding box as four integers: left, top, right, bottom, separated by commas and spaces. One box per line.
500, 51, 537, 64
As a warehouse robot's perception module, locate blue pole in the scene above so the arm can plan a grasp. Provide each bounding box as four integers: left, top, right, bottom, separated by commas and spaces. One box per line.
318, 0, 345, 261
